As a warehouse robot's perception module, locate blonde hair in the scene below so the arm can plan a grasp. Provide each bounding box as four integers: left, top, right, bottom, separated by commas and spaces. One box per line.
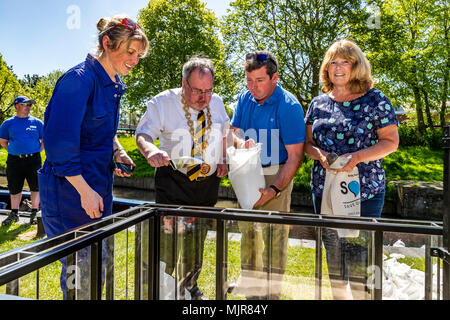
320, 39, 374, 93
96, 15, 149, 58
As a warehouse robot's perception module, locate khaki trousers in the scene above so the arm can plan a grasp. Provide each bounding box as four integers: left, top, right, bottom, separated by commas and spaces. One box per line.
235, 165, 293, 299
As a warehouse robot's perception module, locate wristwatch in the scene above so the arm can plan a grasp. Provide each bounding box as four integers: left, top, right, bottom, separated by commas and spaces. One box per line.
269, 184, 281, 197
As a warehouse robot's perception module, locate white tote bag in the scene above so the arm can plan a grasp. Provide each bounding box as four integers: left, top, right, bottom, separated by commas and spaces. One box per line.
227, 144, 265, 209
321, 165, 361, 238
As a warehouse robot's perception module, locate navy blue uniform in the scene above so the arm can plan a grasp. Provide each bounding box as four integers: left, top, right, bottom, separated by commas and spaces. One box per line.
39, 54, 126, 237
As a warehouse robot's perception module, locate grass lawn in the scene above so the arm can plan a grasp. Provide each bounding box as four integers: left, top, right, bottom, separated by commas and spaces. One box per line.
0, 225, 334, 300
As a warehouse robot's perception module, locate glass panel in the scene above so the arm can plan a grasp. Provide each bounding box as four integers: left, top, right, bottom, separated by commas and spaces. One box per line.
111, 230, 135, 300
383, 232, 443, 300
34, 261, 63, 299
281, 224, 321, 300
159, 216, 214, 300
226, 221, 320, 300
320, 227, 374, 300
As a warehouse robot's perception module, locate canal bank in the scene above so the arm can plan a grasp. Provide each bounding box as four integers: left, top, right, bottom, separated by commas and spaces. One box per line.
0, 173, 443, 220
113, 176, 444, 221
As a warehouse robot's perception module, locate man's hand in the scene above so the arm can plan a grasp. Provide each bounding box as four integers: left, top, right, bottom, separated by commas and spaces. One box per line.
216, 163, 228, 178
253, 187, 277, 208
147, 149, 170, 167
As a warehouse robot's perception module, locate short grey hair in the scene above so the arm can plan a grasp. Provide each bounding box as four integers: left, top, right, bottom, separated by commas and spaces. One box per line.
182, 56, 215, 81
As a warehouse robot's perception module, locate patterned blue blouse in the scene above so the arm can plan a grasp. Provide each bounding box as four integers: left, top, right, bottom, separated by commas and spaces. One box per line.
305, 88, 398, 201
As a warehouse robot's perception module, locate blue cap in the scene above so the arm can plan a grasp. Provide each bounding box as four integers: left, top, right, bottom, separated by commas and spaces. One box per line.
14, 96, 36, 105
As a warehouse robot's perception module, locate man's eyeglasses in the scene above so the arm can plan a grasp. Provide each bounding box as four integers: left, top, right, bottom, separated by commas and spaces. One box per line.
186, 80, 214, 96
20, 103, 32, 107
110, 18, 142, 33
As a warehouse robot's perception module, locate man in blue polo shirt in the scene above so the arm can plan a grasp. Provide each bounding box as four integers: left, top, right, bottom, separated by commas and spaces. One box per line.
0, 96, 43, 226
229, 51, 305, 299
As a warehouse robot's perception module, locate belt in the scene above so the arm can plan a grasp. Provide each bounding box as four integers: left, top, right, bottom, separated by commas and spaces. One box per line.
14, 152, 40, 159
262, 161, 286, 168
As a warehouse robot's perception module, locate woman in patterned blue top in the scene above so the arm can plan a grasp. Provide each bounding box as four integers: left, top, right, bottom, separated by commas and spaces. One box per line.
305, 39, 399, 299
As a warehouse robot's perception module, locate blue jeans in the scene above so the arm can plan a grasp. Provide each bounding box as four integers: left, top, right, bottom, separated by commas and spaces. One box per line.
312, 191, 385, 298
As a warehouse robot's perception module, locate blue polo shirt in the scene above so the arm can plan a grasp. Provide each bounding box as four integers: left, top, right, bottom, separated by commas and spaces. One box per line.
231, 84, 306, 166
0, 115, 43, 156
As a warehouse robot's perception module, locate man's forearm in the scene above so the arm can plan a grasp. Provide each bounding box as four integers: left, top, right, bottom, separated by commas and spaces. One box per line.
136, 133, 159, 158
0, 139, 9, 151
271, 157, 302, 190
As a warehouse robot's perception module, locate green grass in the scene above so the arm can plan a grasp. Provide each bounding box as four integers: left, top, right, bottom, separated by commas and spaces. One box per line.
0, 228, 137, 300
1, 223, 445, 300
383, 146, 443, 182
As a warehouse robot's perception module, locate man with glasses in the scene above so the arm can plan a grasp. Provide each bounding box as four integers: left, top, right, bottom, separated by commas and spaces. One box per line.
0, 96, 43, 226
229, 51, 306, 299
136, 56, 229, 300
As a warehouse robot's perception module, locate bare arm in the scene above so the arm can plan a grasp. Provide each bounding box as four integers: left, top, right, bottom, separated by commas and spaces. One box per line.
136, 133, 170, 167
304, 124, 399, 172
228, 126, 256, 149
253, 142, 305, 208
340, 124, 399, 172
304, 125, 331, 169
0, 138, 8, 151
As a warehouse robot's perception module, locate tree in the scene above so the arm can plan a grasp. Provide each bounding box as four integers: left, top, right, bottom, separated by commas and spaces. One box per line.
221, 0, 365, 112
353, 0, 449, 131
0, 54, 22, 123
123, 0, 236, 117
28, 71, 64, 120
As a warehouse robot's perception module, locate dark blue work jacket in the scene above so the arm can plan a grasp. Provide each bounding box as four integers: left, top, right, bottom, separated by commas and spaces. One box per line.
38, 54, 126, 237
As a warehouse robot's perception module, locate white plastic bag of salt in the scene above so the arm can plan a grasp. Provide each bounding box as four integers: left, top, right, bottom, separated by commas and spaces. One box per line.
227, 143, 265, 209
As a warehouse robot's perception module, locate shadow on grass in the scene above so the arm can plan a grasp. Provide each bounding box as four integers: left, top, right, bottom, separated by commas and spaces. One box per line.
0, 223, 33, 246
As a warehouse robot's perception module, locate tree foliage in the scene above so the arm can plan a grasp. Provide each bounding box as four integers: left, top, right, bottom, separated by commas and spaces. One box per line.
221, 0, 365, 111
123, 0, 236, 119
352, 0, 449, 131
0, 54, 22, 122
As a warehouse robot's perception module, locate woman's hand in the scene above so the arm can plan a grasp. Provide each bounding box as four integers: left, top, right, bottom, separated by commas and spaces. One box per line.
65, 175, 104, 219
80, 188, 104, 219
114, 149, 136, 177
336, 153, 360, 172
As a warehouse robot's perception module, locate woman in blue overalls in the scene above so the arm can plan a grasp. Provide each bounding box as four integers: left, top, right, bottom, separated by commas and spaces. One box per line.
38, 15, 149, 298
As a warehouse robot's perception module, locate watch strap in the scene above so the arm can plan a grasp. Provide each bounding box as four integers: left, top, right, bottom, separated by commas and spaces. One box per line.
269, 184, 281, 197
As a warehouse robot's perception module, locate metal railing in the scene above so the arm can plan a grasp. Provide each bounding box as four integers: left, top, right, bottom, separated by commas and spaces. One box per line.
0, 202, 447, 300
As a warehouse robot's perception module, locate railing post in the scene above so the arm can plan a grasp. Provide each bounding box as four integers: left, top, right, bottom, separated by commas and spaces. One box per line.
105, 235, 115, 300
425, 236, 433, 300
216, 219, 226, 300
134, 222, 142, 300
374, 230, 383, 300
149, 213, 160, 300
314, 227, 322, 300
90, 241, 102, 300
443, 126, 450, 299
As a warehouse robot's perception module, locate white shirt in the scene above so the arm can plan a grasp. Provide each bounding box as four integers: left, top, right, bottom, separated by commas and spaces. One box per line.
136, 88, 230, 176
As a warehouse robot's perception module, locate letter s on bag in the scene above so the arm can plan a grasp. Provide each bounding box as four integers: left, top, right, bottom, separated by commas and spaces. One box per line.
340, 181, 348, 194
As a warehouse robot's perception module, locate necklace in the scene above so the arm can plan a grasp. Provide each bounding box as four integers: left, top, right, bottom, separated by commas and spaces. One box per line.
181, 92, 212, 154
